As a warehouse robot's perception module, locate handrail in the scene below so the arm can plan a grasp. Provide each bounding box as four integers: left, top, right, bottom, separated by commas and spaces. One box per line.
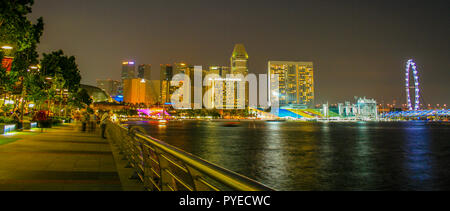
106, 121, 274, 191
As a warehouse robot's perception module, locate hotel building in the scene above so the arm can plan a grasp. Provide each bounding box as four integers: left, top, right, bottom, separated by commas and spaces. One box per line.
268, 61, 314, 108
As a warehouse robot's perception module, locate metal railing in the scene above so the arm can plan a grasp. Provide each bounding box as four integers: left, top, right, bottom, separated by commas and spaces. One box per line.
106, 121, 274, 191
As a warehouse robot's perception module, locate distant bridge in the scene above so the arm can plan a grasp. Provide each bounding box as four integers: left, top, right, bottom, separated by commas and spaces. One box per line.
381, 109, 449, 120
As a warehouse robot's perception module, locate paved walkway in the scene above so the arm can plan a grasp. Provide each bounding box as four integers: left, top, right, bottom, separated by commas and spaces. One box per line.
0, 124, 142, 191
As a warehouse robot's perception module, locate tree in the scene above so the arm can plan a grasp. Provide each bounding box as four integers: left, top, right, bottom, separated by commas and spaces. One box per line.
1, 0, 44, 112
68, 88, 92, 109
0, 0, 44, 73
40, 50, 81, 93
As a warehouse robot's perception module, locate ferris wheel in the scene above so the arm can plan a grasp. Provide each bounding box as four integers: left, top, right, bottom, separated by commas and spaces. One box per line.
405, 59, 420, 111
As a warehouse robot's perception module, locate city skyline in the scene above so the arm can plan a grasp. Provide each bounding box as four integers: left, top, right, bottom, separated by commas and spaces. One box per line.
1, 0, 449, 194
29, 0, 450, 104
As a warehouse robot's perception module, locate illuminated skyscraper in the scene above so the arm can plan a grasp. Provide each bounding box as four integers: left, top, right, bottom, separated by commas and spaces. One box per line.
230, 44, 249, 108
268, 61, 314, 108
204, 66, 232, 109
138, 64, 152, 80
121, 61, 136, 80
230, 44, 248, 75
174, 62, 204, 109
123, 78, 159, 105
160, 64, 174, 104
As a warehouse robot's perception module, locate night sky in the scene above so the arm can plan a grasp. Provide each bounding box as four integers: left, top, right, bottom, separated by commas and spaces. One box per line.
28, 0, 450, 105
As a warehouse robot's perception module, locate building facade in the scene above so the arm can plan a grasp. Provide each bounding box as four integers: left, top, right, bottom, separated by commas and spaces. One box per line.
268, 61, 314, 108
121, 61, 136, 80
123, 78, 159, 105
230, 44, 249, 109
137, 64, 152, 81
355, 97, 378, 120
160, 64, 174, 104
203, 66, 234, 109
96, 79, 121, 97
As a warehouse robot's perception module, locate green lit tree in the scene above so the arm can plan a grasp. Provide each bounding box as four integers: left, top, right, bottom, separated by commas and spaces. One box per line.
0, 0, 44, 115
40, 50, 81, 93
68, 88, 92, 109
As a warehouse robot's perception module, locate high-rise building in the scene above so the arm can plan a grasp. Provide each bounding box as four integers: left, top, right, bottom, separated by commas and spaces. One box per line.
137, 64, 152, 80
230, 44, 249, 109
230, 44, 249, 75
268, 61, 314, 108
96, 79, 121, 97
160, 64, 174, 104
123, 78, 159, 105
173, 62, 204, 109
121, 61, 136, 80
204, 66, 233, 109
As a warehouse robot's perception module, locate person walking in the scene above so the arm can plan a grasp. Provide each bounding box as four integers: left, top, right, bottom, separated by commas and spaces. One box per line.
81, 111, 88, 132
100, 111, 110, 139
88, 111, 97, 133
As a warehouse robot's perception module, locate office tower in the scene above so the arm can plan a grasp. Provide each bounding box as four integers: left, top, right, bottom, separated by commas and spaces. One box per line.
268, 61, 314, 108
174, 62, 204, 109
138, 64, 153, 80
230, 44, 249, 109
121, 61, 136, 80
204, 66, 232, 109
122, 78, 158, 105
96, 79, 121, 97
160, 64, 174, 104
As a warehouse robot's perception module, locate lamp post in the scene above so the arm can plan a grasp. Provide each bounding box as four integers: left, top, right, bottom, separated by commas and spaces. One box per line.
44, 77, 53, 112
19, 65, 41, 129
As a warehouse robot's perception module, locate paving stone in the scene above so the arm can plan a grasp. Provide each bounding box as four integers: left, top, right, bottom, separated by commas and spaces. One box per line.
0, 124, 130, 191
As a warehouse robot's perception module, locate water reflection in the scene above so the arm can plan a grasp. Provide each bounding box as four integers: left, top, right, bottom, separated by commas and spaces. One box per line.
402, 123, 433, 190
128, 121, 450, 190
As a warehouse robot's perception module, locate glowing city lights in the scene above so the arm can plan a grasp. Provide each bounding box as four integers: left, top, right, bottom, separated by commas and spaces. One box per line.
1, 45, 13, 50
405, 59, 420, 111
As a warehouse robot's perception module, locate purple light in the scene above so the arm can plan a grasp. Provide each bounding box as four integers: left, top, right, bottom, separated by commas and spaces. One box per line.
405, 59, 420, 111
137, 109, 170, 117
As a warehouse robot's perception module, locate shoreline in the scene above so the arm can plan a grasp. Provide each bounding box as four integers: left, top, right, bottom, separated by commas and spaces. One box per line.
121, 118, 449, 124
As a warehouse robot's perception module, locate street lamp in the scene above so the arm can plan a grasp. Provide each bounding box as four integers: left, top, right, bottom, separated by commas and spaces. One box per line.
1, 45, 13, 50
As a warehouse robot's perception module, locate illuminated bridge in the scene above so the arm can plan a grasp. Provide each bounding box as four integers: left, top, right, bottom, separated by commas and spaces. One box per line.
381, 109, 449, 120
380, 59, 449, 121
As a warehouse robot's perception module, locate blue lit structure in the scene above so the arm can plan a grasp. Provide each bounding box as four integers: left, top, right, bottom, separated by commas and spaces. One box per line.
113, 95, 124, 102
276, 109, 305, 119
4, 124, 16, 133
31, 122, 38, 128
405, 59, 420, 110
381, 109, 449, 119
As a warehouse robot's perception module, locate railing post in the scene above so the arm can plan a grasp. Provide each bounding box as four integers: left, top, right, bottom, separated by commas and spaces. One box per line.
154, 148, 172, 191
108, 121, 274, 191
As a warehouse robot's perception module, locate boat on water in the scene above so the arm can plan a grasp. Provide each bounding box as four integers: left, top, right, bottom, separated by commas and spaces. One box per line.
266, 119, 286, 122
222, 122, 241, 127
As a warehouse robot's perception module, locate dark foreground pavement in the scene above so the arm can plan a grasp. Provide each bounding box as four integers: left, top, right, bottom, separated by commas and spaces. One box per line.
0, 124, 143, 191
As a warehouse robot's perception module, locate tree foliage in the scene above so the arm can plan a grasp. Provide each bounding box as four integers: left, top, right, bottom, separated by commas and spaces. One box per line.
68, 88, 92, 109
40, 50, 81, 93
0, 0, 44, 52
0, 0, 44, 105
1, 1, 86, 115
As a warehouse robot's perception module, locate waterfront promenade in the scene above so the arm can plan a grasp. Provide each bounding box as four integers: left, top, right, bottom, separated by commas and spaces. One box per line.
0, 124, 143, 191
